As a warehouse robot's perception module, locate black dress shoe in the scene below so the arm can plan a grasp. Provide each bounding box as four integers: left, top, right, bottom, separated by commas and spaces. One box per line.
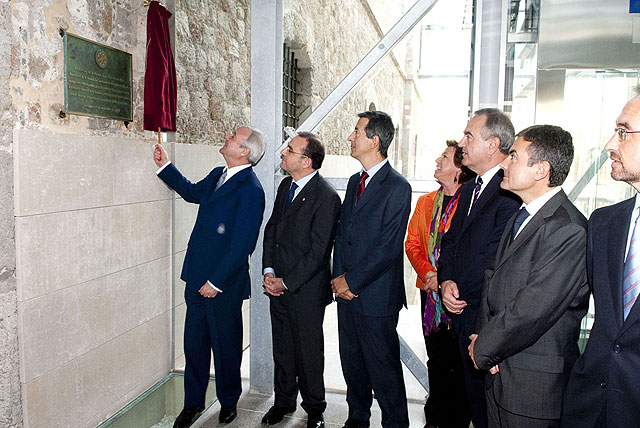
173, 405, 205, 428
307, 413, 324, 428
218, 405, 237, 424
262, 405, 295, 425
341, 418, 370, 428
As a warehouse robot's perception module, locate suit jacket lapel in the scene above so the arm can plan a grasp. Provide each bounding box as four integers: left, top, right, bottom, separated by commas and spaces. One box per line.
615, 198, 638, 333
352, 162, 391, 214
210, 166, 250, 201
461, 170, 504, 235
494, 191, 567, 270
284, 173, 318, 218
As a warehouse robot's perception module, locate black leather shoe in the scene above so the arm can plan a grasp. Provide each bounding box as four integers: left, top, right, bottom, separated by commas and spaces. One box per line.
218, 405, 237, 424
341, 418, 370, 428
307, 413, 324, 428
173, 405, 204, 428
262, 405, 295, 425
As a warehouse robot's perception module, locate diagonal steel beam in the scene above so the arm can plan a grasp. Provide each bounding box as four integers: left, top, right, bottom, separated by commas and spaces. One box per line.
274, 0, 441, 167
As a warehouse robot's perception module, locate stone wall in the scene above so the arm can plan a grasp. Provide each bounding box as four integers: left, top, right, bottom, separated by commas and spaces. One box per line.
175, 0, 251, 145
1, 1, 256, 427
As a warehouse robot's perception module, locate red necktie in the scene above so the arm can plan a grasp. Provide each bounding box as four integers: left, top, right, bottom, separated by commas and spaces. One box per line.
356, 171, 369, 204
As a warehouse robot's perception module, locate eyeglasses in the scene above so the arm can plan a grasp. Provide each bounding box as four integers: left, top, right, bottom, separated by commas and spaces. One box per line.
285, 146, 307, 157
614, 127, 640, 141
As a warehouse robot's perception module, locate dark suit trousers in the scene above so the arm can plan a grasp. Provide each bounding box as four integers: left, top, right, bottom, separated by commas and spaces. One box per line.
454, 307, 488, 428
338, 303, 409, 428
183, 287, 243, 408
269, 293, 327, 415
420, 290, 471, 428
486, 381, 559, 428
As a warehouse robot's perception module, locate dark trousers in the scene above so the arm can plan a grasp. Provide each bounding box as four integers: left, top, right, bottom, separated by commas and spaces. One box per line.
183, 287, 243, 408
454, 309, 488, 428
486, 381, 559, 428
337, 303, 409, 428
420, 290, 471, 428
269, 293, 327, 416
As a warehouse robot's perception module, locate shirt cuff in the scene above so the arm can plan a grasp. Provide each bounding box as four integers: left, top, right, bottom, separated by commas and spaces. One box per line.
156, 161, 172, 175
263, 267, 275, 276
207, 280, 222, 293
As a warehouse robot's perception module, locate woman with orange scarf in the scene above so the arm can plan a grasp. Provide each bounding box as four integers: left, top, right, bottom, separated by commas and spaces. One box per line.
405, 140, 475, 428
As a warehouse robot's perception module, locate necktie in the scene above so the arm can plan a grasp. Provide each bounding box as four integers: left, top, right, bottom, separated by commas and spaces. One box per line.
623, 208, 640, 320
285, 182, 298, 211
472, 177, 483, 206
511, 207, 530, 240
215, 169, 227, 191
356, 171, 369, 204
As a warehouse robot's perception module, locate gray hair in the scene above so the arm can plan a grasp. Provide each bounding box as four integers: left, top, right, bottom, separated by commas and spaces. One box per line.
473, 108, 515, 154
241, 126, 266, 166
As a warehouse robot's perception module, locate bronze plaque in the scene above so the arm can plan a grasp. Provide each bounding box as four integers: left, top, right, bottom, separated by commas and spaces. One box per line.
63, 32, 133, 121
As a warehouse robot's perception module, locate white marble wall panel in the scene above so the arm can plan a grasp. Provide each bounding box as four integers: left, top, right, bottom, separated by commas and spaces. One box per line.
15, 200, 171, 301
13, 130, 171, 217
173, 250, 186, 306
19, 256, 171, 382
174, 198, 198, 253
23, 312, 170, 428
173, 301, 186, 367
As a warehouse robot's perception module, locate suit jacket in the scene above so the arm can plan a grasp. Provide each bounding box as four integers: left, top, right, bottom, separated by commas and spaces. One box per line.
438, 169, 521, 333
562, 196, 640, 428
333, 162, 412, 317
262, 173, 341, 307
474, 190, 589, 420
158, 163, 265, 299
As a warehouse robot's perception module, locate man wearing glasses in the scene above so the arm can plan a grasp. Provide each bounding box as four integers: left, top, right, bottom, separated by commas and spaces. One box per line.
261, 132, 341, 428
562, 95, 640, 428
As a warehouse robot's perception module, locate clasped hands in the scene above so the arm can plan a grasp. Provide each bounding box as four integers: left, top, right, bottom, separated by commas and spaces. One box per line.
331, 274, 358, 300
263, 272, 286, 296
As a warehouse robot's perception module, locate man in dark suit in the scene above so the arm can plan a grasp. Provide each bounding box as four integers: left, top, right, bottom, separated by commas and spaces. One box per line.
261, 132, 341, 428
153, 126, 266, 428
562, 95, 640, 428
331, 111, 412, 428
439, 108, 520, 428
468, 125, 590, 428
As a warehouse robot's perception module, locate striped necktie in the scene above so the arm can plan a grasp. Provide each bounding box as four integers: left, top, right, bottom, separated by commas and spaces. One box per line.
472, 177, 483, 206
215, 169, 227, 191
284, 182, 298, 211
623, 207, 640, 320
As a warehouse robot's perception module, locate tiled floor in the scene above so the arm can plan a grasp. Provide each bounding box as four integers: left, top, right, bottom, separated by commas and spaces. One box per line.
190, 380, 427, 427
189, 303, 431, 427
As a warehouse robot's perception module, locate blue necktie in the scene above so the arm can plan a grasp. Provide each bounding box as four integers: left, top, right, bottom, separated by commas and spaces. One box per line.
512, 207, 530, 240
285, 182, 298, 211
472, 177, 483, 206
623, 208, 640, 320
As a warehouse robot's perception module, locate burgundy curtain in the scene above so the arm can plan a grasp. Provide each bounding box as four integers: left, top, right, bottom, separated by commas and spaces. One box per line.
144, 1, 177, 132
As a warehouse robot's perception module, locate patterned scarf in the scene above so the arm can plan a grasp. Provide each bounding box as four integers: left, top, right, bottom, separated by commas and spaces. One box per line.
423, 186, 462, 336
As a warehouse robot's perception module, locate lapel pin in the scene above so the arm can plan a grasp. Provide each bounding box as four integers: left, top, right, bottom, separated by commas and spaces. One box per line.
302, 197, 306, 202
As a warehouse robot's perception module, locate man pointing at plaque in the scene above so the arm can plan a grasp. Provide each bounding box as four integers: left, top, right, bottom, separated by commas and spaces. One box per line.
153, 126, 266, 428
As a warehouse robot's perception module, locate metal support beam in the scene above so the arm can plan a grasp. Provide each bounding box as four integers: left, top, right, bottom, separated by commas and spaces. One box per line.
400, 337, 429, 392
473, 0, 509, 110
250, 0, 283, 394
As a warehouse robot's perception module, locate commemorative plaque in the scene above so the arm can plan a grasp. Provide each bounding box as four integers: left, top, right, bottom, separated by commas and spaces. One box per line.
63, 32, 133, 121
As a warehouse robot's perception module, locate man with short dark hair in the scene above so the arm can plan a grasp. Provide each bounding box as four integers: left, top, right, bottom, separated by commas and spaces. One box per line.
439, 108, 521, 428
332, 111, 412, 428
154, 126, 266, 428
261, 132, 341, 428
468, 125, 590, 428
562, 95, 640, 428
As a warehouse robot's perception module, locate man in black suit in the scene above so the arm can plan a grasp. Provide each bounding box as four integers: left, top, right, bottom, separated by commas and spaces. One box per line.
154, 126, 266, 428
331, 111, 412, 428
562, 95, 640, 428
261, 132, 341, 428
439, 108, 520, 428
468, 125, 589, 428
